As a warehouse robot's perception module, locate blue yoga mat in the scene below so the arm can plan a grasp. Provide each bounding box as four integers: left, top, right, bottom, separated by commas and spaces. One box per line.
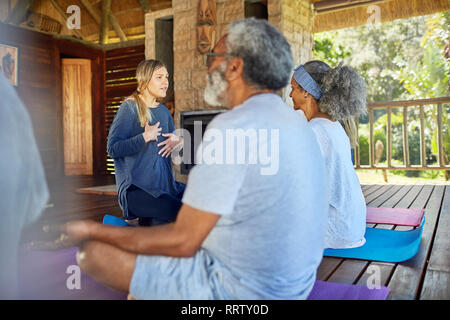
324, 219, 425, 263
103, 215, 131, 227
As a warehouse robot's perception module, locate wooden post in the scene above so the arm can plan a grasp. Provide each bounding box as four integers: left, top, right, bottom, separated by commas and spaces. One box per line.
100, 0, 112, 45
387, 106, 392, 168
5, 0, 34, 25
419, 105, 426, 167
383, 168, 388, 183
402, 106, 409, 167
355, 115, 360, 167
80, 0, 127, 42
436, 103, 444, 167
369, 108, 374, 168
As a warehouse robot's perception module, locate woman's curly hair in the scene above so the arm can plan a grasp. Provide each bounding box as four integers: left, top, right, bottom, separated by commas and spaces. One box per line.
303, 61, 367, 121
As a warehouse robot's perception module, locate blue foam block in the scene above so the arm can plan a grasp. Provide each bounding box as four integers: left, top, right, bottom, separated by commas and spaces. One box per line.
324, 219, 425, 263
102, 214, 131, 227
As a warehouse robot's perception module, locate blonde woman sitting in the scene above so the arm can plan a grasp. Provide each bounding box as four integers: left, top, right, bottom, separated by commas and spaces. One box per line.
107, 60, 185, 226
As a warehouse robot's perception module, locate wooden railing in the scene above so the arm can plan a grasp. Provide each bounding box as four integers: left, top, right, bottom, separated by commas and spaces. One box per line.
354, 97, 450, 172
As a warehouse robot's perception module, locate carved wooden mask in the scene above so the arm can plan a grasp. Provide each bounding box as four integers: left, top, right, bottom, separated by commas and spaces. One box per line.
196, 0, 217, 54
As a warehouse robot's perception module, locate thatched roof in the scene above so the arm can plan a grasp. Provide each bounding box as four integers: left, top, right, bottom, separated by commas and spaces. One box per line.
1, 0, 449, 46
1, 0, 171, 45
313, 0, 450, 33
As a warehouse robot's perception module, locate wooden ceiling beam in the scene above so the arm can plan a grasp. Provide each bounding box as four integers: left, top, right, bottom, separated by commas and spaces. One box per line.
80, 0, 101, 24
80, 0, 127, 42
100, 0, 111, 44
5, 0, 34, 25
138, 0, 151, 13
83, 25, 145, 41
152, 1, 172, 9
49, 0, 84, 39
108, 12, 128, 42
102, 38, 145, 51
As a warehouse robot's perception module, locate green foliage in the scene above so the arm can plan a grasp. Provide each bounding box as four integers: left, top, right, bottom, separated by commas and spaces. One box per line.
421, 170, 445, 179
312, 13, 449, 102
314, 12, 450, 180
358, 134, 369, 165
313, 34, 351, 67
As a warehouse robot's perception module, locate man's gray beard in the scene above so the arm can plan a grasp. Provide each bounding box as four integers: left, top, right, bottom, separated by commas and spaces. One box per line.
203, 62, 228, 107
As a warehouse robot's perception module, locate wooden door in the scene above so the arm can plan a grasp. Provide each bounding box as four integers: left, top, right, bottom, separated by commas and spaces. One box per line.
62, 59, 93, 175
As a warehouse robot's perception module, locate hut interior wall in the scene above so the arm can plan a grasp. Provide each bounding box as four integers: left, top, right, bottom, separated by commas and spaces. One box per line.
104, 44, 145, 174
0, 22, 106, 179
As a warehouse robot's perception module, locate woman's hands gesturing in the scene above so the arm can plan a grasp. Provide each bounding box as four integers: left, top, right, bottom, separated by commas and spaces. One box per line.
157, 133, 183, 158
142, 121, 182, 157
142, 121, 162, 143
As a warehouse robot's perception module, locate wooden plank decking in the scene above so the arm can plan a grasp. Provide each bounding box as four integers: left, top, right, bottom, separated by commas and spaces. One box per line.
21, 175, 121, 244
317, 183, 449, 300
22, 176, 449, 300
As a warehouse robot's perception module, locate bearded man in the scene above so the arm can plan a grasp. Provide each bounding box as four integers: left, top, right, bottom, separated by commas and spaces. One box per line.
59, 18, 328, 300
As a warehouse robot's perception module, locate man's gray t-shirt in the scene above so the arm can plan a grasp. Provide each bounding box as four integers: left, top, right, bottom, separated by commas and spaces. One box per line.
181, 93, 327, 299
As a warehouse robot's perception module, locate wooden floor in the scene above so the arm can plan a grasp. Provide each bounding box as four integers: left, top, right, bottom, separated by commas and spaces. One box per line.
22, 176, 449, 300
317, 183, 449, 300
21, 175, 121, 244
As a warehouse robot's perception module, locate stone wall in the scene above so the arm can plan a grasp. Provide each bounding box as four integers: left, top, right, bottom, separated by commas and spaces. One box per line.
170, 0, 244, 182
145, 0, 315, 181
145, 8, 174, 60
146, 0, 315, 122
268, 0, 315, 104
171, 0, 244, 129
170, 0, 314, 121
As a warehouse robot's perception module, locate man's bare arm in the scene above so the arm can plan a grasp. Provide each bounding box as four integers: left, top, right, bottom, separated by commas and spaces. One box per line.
65, 204, 221, 257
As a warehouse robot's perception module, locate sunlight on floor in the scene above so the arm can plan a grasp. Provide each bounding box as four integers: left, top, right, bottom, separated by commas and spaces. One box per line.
357, 170, 449, 185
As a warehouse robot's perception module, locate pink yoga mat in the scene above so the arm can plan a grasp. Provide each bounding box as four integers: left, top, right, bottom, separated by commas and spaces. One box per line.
366, 207, 425, 226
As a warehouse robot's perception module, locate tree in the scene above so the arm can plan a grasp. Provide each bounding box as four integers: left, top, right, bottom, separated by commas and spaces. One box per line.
313, 12, 449, 179
313, 15, 428, 102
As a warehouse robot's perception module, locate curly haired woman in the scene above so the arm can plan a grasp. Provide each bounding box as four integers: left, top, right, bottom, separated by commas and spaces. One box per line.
290, 61, 368, 249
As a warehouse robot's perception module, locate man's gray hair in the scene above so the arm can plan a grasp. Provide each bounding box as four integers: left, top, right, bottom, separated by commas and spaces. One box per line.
226, 18, 293, 91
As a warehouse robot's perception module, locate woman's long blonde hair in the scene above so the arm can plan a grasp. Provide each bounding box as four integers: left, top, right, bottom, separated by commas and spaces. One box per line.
128, 59, 166, 127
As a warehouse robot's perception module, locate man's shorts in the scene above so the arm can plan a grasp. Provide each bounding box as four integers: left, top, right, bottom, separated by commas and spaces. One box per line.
130, 249, 230, 299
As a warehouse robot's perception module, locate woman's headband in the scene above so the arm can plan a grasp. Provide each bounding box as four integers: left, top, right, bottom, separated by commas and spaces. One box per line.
293, 65, 323, 100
